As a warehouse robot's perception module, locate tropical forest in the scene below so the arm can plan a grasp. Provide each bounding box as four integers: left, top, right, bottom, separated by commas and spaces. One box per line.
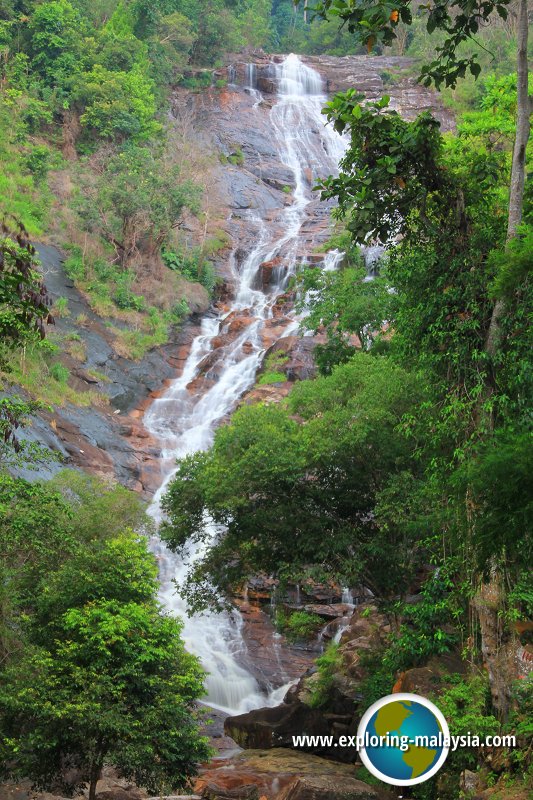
0, 1, 531, 800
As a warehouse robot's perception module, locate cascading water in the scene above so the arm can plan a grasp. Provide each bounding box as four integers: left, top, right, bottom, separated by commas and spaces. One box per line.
144, 54, 347, 715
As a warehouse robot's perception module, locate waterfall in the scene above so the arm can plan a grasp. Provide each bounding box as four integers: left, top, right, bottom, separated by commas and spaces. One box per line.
323, 249, 344, 272
144, 54, 346, 715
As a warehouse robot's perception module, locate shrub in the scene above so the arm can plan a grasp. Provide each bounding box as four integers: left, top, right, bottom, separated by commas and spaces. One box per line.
23, 145, 51, 182
113, 283, 145, 311
308, 643, 343, 708
52, 297, 70, 318
49, 363, 69, 383
228, 148, 244, 165
276, 609, 323, 642
258, 371, 287, 385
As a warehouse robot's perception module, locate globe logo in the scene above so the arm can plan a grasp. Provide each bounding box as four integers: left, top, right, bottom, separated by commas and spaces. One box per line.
357, 693, 450, 786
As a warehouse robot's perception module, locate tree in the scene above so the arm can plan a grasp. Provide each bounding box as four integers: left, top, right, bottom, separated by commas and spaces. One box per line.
76, 64, 161, 142
0, 600, 210, 800
27, 0, 87, 99
0, 470, 210, 798
0, 218, 52, 353
0, 219, 53, 457
296, 264, 393, 372
77, 143, 201, 269
161, 353, 429, 609
0, 474, 72, 664
311, 0, 531, 719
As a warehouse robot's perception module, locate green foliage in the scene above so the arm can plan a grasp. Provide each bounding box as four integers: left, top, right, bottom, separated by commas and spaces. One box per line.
77, 64, 161, 142
308, 643, 343, 708
0, 396, 46, 461
49, 361, 69, 383
0, 470, 209, 796
258, 349, 289, 383
452, 429, 532, 576
28, 0, 86, 97
0, 220, 52, 354
161, 353, 429, 610
23, 145, 51, 183
76, 144, 201, 268
309, 0, 513, 88
257, 370, 287, 385
297, 264, 392, 372
275, 609, 323, 641
0, 601, 210, 796
382, 571, 460, 673
228, 147, 244, 165
438, 675, 500, 769
162, 248, 217, 296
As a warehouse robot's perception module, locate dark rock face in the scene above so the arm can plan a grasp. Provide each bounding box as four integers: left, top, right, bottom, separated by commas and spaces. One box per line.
11, 244, 204, 495
225, 703, 330, 751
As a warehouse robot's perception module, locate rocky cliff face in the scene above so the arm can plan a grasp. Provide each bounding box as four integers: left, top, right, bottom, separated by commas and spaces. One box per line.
20, 55, 451, 496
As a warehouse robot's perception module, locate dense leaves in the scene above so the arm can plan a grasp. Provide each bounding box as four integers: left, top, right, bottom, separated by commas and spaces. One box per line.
0, 471, 210, 797
0, 219, 52, 352
162, 354, 431, 608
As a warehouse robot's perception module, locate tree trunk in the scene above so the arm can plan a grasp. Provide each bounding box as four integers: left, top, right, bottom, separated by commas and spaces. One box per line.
476, 0, 530, 720
473, 570, 517, 720
506, 0, 530, 242
485, 0, 530, 357
88, 758, 103, 800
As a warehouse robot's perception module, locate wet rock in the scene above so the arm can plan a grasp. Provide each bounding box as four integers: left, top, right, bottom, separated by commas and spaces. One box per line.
246, 574, 279, 601
277, 774, 386, 800
392, 652, 467, 696
261, 258, 282, 288
460, 770, 479, 794
225, 704, 329, 751
195, 750, 393, 800
233, 597, 316, 690
304, 604, 353, 621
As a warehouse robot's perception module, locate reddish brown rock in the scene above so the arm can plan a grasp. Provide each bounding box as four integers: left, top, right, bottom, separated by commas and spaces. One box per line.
260, 258, 282, 288
195, 750, 393, 800
303, 604, 353, 621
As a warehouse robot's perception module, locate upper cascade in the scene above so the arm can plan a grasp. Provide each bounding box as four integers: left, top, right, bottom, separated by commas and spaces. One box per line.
274, 53, 324, 97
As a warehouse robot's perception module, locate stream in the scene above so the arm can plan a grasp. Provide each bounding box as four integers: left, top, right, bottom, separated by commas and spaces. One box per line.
144, 54, 346, 716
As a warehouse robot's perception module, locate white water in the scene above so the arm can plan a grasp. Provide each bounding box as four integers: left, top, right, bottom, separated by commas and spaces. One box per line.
144, 54, 346, 715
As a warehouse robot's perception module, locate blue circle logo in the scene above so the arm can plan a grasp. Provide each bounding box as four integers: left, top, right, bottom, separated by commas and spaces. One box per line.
357, 693, 450, 786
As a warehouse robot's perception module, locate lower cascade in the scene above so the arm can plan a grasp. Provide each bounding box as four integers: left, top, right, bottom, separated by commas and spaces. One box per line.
144, 54, 346, 715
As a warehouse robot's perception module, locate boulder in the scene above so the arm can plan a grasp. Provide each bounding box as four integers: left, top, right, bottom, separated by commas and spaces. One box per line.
304, 604, 354, 621
195, 749, 394, 800
261, 258, 282, 288
256, 77, 277, 94
224, 703, 329, 751
277, 774, 386, 800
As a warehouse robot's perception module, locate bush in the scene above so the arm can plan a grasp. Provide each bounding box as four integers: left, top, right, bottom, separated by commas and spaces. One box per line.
113, 278, 145, 311
308, 643, 343, 708
276, 609, 323, 642
52, 297, 70, 318
258, 371, 287, 385
49, 363, 69, 383
162, 249, 218, 296
228, 148, 244, 165
438, 674, 500, 770
179, 72, 213, 91
23, 145, 51, 182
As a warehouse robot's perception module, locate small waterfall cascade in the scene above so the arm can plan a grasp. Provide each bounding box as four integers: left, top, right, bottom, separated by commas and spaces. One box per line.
323, 249, 344, 272
144, 54, 347, 715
